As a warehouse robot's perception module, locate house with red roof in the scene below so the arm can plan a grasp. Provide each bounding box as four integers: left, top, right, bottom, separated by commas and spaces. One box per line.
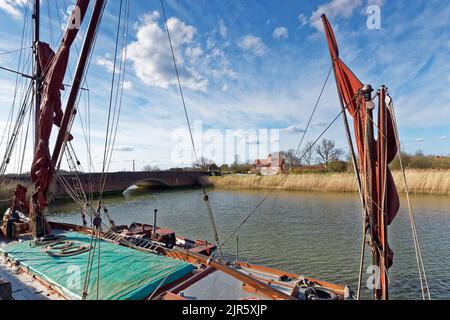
252, 153, 285, 176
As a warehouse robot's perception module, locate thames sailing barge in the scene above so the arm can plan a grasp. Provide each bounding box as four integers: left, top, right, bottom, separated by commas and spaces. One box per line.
0, 1, 419, 301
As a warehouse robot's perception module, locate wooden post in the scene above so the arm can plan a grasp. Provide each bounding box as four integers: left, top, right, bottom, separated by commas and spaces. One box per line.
153, 209, 158, 240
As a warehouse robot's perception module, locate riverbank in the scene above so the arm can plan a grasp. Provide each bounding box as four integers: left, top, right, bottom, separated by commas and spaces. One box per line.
205, 169, 450, 195
0, 181, 17, 213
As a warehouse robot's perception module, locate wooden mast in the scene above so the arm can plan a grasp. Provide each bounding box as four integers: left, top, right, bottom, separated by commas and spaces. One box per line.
32, 0, 41, 153
320, 14, 399, 300
29, 0, 97, 238
364, 89, 379, 299
51, 0, 105, 167
377, 86, 389, 300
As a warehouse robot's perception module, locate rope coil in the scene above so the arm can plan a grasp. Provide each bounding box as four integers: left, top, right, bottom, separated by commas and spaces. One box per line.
41, 240, 91, 257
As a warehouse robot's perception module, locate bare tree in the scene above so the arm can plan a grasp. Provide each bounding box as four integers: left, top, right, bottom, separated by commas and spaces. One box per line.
193, 157, 215, 171
301, 141, 315, 165
281, 149, 301, 167
315, 139, 344, 170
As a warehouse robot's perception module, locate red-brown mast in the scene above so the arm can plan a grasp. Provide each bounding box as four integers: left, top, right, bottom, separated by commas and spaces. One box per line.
321, 14, 399, 300
29, 0, 92, 238
52, 0, 106, 168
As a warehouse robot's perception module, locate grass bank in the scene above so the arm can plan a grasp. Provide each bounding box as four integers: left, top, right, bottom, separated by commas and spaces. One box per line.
205, 169, 450, 195
0, 180, 17, 214
0, 180, 33, 214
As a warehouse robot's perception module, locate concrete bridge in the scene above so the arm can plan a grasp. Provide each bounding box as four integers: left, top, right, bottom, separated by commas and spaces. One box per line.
4, 171, 208, 199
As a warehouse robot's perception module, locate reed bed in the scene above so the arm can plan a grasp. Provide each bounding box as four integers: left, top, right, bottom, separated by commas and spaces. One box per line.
206, 169, 450, 195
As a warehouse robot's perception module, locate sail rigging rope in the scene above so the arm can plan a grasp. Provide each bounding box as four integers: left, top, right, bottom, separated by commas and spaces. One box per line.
46, 0, 55, 48
98, 0, 129, 201
48, 0, 112, 228
50, 0, 107, 206
0, 82, 34, 175
219, 106, 356, 250
0, 0, 31, 160
99, 0, 125, 185
388, 98, 431, 300
50, 11, 106, 204
18, 97, 33, 174
99, 0, 130, 197
249, 66, 333, 241
82, 0, 130, 300
160, 0, 224, 260
0, 47, 31, 56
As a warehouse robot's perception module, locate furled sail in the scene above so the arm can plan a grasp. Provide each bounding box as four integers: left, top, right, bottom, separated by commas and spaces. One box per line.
321, 14, 399, 298
30, 0, 90, 216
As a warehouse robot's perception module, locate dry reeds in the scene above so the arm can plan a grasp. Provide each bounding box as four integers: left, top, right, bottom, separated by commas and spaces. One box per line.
206, 169, 450, 195
393, 169, 450, 195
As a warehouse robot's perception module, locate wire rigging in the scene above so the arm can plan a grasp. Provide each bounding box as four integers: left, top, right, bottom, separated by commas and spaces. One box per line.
99, 0, 130, 195
0, 0, 31, 154
160, 0, 224, 260
252, 66, 333, 236
0, 47, 31, 56
81, 0, 130, 300
98, 0, 126, 199
388, 98, 431, 300
51, 0, 106, 194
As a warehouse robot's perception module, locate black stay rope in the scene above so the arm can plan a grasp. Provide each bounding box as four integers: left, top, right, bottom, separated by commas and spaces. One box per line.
160, 0, 224, 260
99, 0, 124, 200
0, 47, 31, 56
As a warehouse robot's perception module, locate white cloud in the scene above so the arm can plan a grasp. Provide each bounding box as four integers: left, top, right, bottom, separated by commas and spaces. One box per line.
185, 46, 203, 63
238, 35, 268, 56
122, 81, 133, 91
273, 26, 288, 40
218, 19, 227, 38
415, 138, 425, 142
206, 37, 215, 50
439, 136, 448, 141
126, 11, 208, 92
281, 126, 305, 135
95, 55, 115, 73
203, 47, 237, 80
0, 0, 27, 20
298, 14, 308, 28
310, 0, 363, 31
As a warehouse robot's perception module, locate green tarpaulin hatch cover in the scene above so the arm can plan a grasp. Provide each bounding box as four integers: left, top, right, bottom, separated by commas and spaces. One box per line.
0, 232, 194, 300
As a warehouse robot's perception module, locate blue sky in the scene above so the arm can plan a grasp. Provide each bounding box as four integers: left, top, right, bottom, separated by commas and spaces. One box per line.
0, 0, 449, 172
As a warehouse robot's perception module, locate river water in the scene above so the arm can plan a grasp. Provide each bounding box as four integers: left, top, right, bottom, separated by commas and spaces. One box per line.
47, 188, 450, 300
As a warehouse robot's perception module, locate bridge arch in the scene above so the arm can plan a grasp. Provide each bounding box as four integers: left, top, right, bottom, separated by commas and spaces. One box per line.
134, 179, 170, 189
